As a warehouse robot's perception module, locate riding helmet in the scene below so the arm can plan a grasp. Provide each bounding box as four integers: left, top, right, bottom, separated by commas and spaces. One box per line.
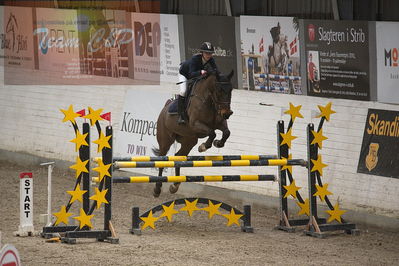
199, 42, 215, 53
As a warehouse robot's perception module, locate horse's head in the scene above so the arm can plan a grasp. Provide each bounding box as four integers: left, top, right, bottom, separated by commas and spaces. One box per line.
208, 70, 234, 120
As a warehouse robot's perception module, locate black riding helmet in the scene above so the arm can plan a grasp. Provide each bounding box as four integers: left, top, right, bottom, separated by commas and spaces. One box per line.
199, 42, 215, 53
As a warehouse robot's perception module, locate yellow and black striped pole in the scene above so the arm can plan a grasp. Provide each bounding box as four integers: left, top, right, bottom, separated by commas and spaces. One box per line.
93, 154, 278, 163
113, 159, 307, 169
92, 174, 276, 183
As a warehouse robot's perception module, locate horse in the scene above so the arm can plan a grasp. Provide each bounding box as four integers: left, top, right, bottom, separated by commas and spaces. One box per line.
152, 70, 234, 197
268, 23, 290, 74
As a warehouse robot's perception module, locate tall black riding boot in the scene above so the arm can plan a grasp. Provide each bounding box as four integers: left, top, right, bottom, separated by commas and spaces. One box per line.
177, 95, 186, 124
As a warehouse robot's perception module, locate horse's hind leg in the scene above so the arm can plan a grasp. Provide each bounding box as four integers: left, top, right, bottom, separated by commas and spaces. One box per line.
169, 136, 198, 194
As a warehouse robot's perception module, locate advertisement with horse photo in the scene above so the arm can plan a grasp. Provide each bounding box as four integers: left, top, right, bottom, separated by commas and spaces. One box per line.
303, 20, 370, 100
240, 16, 301, 94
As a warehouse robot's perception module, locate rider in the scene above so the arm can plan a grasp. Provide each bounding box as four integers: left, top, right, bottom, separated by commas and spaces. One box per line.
177, 41, 219, 124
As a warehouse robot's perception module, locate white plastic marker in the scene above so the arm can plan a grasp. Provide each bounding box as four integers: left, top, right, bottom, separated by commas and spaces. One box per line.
40, 162, 55, 226
14, 172, 36, 236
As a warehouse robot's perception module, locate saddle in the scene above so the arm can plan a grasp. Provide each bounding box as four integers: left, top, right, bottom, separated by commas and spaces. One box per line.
167, 79, 198, 115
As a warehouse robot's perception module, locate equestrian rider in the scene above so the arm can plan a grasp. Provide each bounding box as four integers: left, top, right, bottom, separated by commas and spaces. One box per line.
177, 41, 219, 124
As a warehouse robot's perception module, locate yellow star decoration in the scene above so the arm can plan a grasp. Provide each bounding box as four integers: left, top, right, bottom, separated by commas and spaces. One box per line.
70, 131, 89, 152
60, 104, 80, 123
83, 106, 103, 126
280, 128, 297, 148
92, 160, 111, 182
69, 156, 89, 178
296, 198, 310, 216
281, 153, 293, 175
326, 203, 347, 223
53, 205, 73, 226
90, 187, 109, 209
73, 208, 95, 229
283, 180, 301, 199
222, 208, 243, 227
311, 155, 328, 176
317, 102, 336, 121
159, 202, 179, 222
311, 129, 328, 149
314, 184, 333, 202
202, 200, 222, 219
180, 199, 201, 217
284, 102, 304, 122
141, 210, 159, 230
93, 131, 111, 153
67, 185, 87, 204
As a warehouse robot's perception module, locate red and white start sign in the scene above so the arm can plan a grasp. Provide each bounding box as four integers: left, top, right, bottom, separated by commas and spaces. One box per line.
0, 245, 21, 266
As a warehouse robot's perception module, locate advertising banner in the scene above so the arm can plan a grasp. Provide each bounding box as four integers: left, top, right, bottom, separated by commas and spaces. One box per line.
376, 22, 399, 104
1, 6, 34, 69
183, 15, 238, 89
240, 16, 301, 94
357, 109, 399, 178
35, 8, 80, 73
131, 13, 180, 83
114, 89, 174, 162
303, 20, 370, 100
77, 9, 131, 78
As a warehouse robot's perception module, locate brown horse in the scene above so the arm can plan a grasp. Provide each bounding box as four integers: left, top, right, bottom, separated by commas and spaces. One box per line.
152, 70, 234, 197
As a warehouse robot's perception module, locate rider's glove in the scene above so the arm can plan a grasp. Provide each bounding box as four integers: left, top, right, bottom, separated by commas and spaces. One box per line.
201, 70, 207, 75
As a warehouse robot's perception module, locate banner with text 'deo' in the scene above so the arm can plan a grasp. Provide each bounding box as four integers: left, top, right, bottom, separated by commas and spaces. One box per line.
131, 13, 181, 83
115, 89, 175, 174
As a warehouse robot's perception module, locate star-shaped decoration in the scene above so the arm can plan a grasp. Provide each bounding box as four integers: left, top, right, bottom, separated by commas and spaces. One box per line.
60, 104, 80, 124
284, 102, 304, 122
66, 185, 87, 204
283, 180, 301, 199
317, 102, 336, 121
93, 131, 111, 153
281, 153, 293, 175
296, 198, 310, 216
83, 106, 103, 126
92, 159, 111, 182
73, 208, 95, 229
222, 208, 243, 227
159, 202, 179, 222
314, 184, 333, 202
89, 187, 109, 209
311, 155, 328, 176
311, 129, 328, 149
53, 205, 73, 226
326, 203, 347, 223
70, 131, 89, 152
280, 128, 297, 148
202, 200, 222, 219
141, 210, 159, 230
180, 199, 201, 217
69, 156, 89, 178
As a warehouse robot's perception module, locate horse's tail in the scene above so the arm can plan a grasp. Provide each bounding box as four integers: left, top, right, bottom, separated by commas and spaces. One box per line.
152, 146, 160, 156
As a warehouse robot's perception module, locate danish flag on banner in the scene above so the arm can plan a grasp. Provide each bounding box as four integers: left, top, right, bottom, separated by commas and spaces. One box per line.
100, 112, 111, 121
259, 37, 264, 53
290, 37, 298, 55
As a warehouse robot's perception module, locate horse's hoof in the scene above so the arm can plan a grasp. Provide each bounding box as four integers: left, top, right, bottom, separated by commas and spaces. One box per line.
213, 140, 224, 148
198, 144, 207, 152
153, 187, 161, 197
169, 184, 179, 194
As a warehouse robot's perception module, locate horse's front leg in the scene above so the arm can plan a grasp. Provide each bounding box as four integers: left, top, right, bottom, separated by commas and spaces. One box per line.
190, 120, 215, 153
198, 131, 216, 152
213, 120, 230, 149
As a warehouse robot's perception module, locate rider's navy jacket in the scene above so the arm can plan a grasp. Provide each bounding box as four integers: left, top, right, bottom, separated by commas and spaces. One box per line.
179, 54, 218, 79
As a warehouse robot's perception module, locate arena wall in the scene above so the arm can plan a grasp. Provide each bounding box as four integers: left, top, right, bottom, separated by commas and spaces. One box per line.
1, 69, 398, 222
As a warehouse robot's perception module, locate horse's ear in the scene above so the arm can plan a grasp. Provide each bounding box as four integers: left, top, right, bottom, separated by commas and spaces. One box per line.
227, 70, 234, 81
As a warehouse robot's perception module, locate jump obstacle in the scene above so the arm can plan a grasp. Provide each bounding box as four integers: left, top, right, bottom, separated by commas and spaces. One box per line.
40, 102, 358, 244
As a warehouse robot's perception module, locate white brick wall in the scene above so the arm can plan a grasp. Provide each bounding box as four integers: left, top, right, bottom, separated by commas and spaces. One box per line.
1, 68, 398, 218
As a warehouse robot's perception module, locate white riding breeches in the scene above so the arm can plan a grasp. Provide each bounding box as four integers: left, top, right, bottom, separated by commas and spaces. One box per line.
179, 74, 187, 97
